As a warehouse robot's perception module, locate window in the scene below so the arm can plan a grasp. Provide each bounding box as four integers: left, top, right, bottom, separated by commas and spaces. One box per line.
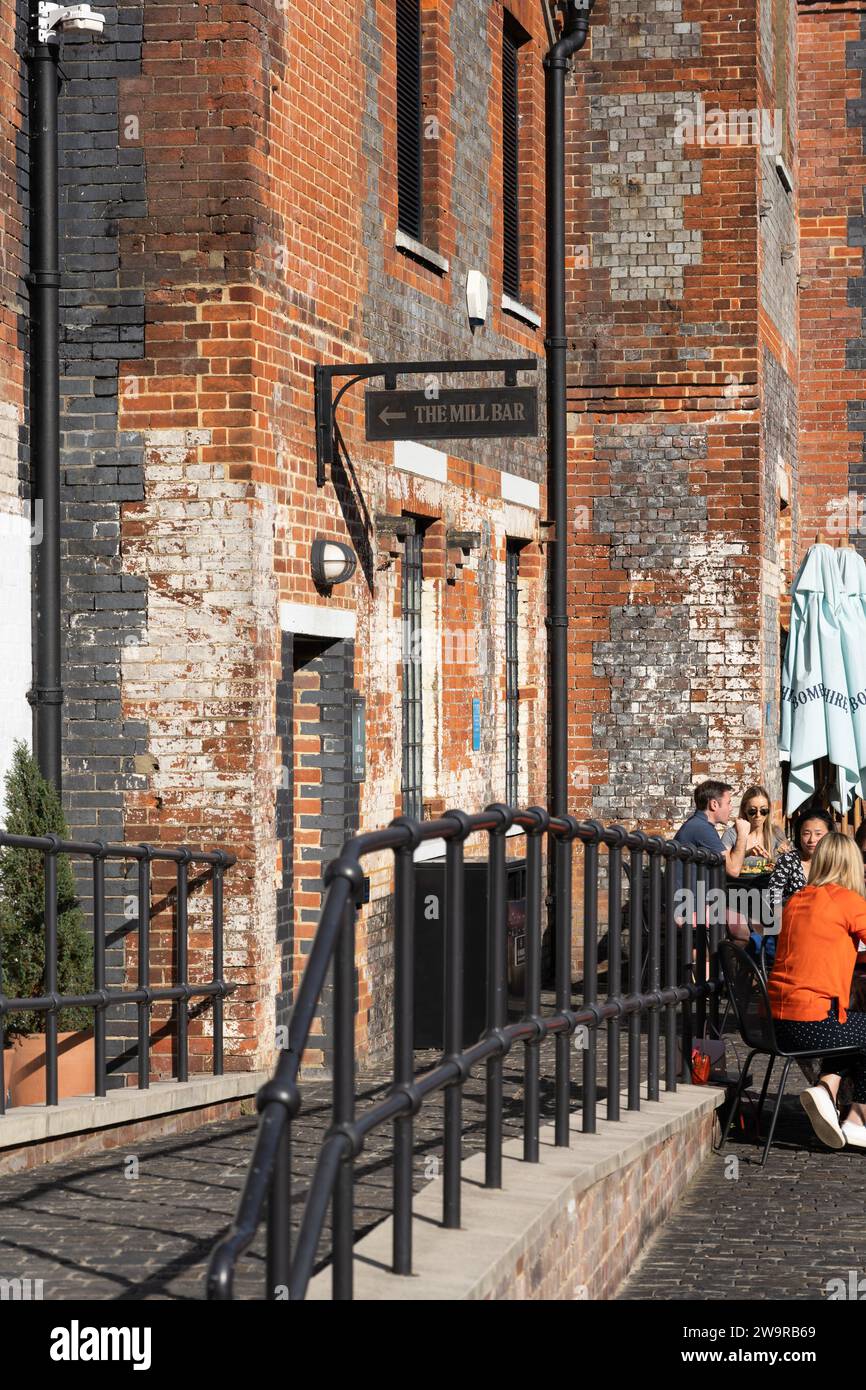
505, 543, 520, 806
502, 15, 531, 301
396, 0, 423, 241
502, 20, 521, 299
401, 529, 424, 817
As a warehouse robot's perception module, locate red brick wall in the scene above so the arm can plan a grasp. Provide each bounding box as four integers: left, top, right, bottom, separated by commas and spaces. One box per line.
110, 0, 551, 1069
798, 2, 866, 558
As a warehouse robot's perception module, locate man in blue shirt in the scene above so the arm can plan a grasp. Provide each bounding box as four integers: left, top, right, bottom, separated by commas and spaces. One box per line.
675, 780, 749, 869
674, 780, 749, 891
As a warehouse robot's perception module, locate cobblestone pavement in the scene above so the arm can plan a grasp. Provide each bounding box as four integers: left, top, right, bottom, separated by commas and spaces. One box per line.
3, 1013, 861, 1300
618, 1051, 866, 1302
0, 1033, 574, 1300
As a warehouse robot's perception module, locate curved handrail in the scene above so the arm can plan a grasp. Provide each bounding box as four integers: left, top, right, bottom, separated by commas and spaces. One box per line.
206, 809, 722, 1299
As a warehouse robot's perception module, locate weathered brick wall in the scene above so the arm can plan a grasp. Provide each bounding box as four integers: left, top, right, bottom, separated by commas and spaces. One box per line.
51, 0, 552, 1072
798, 2, 866, 561
567, 0, 797, 834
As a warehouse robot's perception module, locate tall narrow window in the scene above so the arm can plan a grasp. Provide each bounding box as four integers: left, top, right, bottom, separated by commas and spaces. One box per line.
502, 18, 521, 300
402, 529, 424, 817
396, 0, 423, 240
505, 543, 520, 806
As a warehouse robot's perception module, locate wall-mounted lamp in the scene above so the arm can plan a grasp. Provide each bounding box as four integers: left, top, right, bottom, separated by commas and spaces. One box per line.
466, 269, 488, 328
311, 537, 356, 592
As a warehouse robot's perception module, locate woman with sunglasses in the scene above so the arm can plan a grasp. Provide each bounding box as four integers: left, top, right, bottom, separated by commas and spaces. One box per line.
722, 785, 789, 956
767, 806, 835, 912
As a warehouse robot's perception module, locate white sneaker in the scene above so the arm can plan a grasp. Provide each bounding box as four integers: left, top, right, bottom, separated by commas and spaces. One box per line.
842, 1121, 866, 1149
800, 1084, 846, 1149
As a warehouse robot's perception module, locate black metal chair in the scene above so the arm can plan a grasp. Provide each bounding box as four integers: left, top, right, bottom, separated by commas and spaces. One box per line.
717, 941, 863, 1167
719, 932, 773, 1033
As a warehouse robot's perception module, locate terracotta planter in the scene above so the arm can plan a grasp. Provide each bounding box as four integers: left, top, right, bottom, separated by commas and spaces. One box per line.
4, 1029, 95, 1107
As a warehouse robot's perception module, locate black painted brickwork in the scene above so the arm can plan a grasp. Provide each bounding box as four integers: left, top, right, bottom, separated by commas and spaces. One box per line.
17, 3, 149, 1074
275, 631, 293, 1033
282, 638, 359, 1062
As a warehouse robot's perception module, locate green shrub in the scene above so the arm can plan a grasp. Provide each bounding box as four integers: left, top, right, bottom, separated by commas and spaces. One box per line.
0, 743, 93, 1036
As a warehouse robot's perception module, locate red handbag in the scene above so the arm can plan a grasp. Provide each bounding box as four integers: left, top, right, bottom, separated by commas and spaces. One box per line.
690, 1047, 711, 1085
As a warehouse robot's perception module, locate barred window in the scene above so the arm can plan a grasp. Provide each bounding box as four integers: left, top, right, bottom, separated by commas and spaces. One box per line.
401, 529, 424, 817
502, 18, 521, 299
505, 542, 520, 806
396, 0, 423, 240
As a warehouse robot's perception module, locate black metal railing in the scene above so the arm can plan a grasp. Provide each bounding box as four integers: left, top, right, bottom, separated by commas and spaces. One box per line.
0, 832, 236, 1112
207, 806, 723, 1300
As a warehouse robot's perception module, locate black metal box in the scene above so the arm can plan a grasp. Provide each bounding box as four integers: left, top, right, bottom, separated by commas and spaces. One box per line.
412, 857, 526, 1050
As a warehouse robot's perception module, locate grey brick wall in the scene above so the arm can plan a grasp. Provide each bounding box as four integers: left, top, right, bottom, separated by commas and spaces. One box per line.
761, 348, 797, 804
590, 90, 702, 303
592, 0, 700, 64
591, 423, 710, 824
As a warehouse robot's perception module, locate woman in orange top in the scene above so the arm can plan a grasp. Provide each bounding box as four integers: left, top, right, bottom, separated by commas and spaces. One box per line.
768, 833, 866, 1150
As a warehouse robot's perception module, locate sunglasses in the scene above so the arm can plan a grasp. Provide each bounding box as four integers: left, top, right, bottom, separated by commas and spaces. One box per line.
745, 806, 770, 817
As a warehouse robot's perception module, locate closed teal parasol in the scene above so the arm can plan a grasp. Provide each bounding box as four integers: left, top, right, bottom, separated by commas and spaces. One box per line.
780, 544, 862, 815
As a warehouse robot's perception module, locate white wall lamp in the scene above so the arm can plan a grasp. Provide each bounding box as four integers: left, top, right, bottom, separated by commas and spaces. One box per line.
466, 269, 488, 328
311, 538, 356, 593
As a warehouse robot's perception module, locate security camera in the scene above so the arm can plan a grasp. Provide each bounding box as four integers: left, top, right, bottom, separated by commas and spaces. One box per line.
38, 3, 107, 43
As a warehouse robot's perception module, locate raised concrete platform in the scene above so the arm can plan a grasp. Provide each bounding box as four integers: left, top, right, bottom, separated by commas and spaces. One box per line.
0, 1073, 269, 1173
308, 1084, 724, 1300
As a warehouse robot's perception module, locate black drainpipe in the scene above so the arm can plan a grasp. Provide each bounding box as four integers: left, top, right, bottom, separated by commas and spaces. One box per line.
544, 0, 593, 824
544, 0, 594, 1145
27, 9, 63, 790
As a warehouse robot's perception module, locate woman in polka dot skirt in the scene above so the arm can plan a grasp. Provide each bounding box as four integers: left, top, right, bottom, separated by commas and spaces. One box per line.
768, 832, 866, 1150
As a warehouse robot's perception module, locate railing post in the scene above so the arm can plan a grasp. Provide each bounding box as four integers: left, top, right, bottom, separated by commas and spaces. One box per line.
332, 898, 356, 1300
582, 827, 600, 1134
708, 857, 722, 1035
663, 847, 678, 1093
606, 833, 624, 1122
267, 1124, 292, 1298
555, 820, 577, 1146
444, 811, 470, 1218
627, 836, 645, 1111
484, 803, 511, 1189
391, 822, 417, 1273
695, 855, 708, 1041
646, 842, 662, 1102
137, 847, 151, 1090
93, 842, 107, 1098
212, 854, 225, 1077
45, 838, 59, 1107
176, 851, 190, 1084
681, 857, 695, 1083
524, 809, 548, 1161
